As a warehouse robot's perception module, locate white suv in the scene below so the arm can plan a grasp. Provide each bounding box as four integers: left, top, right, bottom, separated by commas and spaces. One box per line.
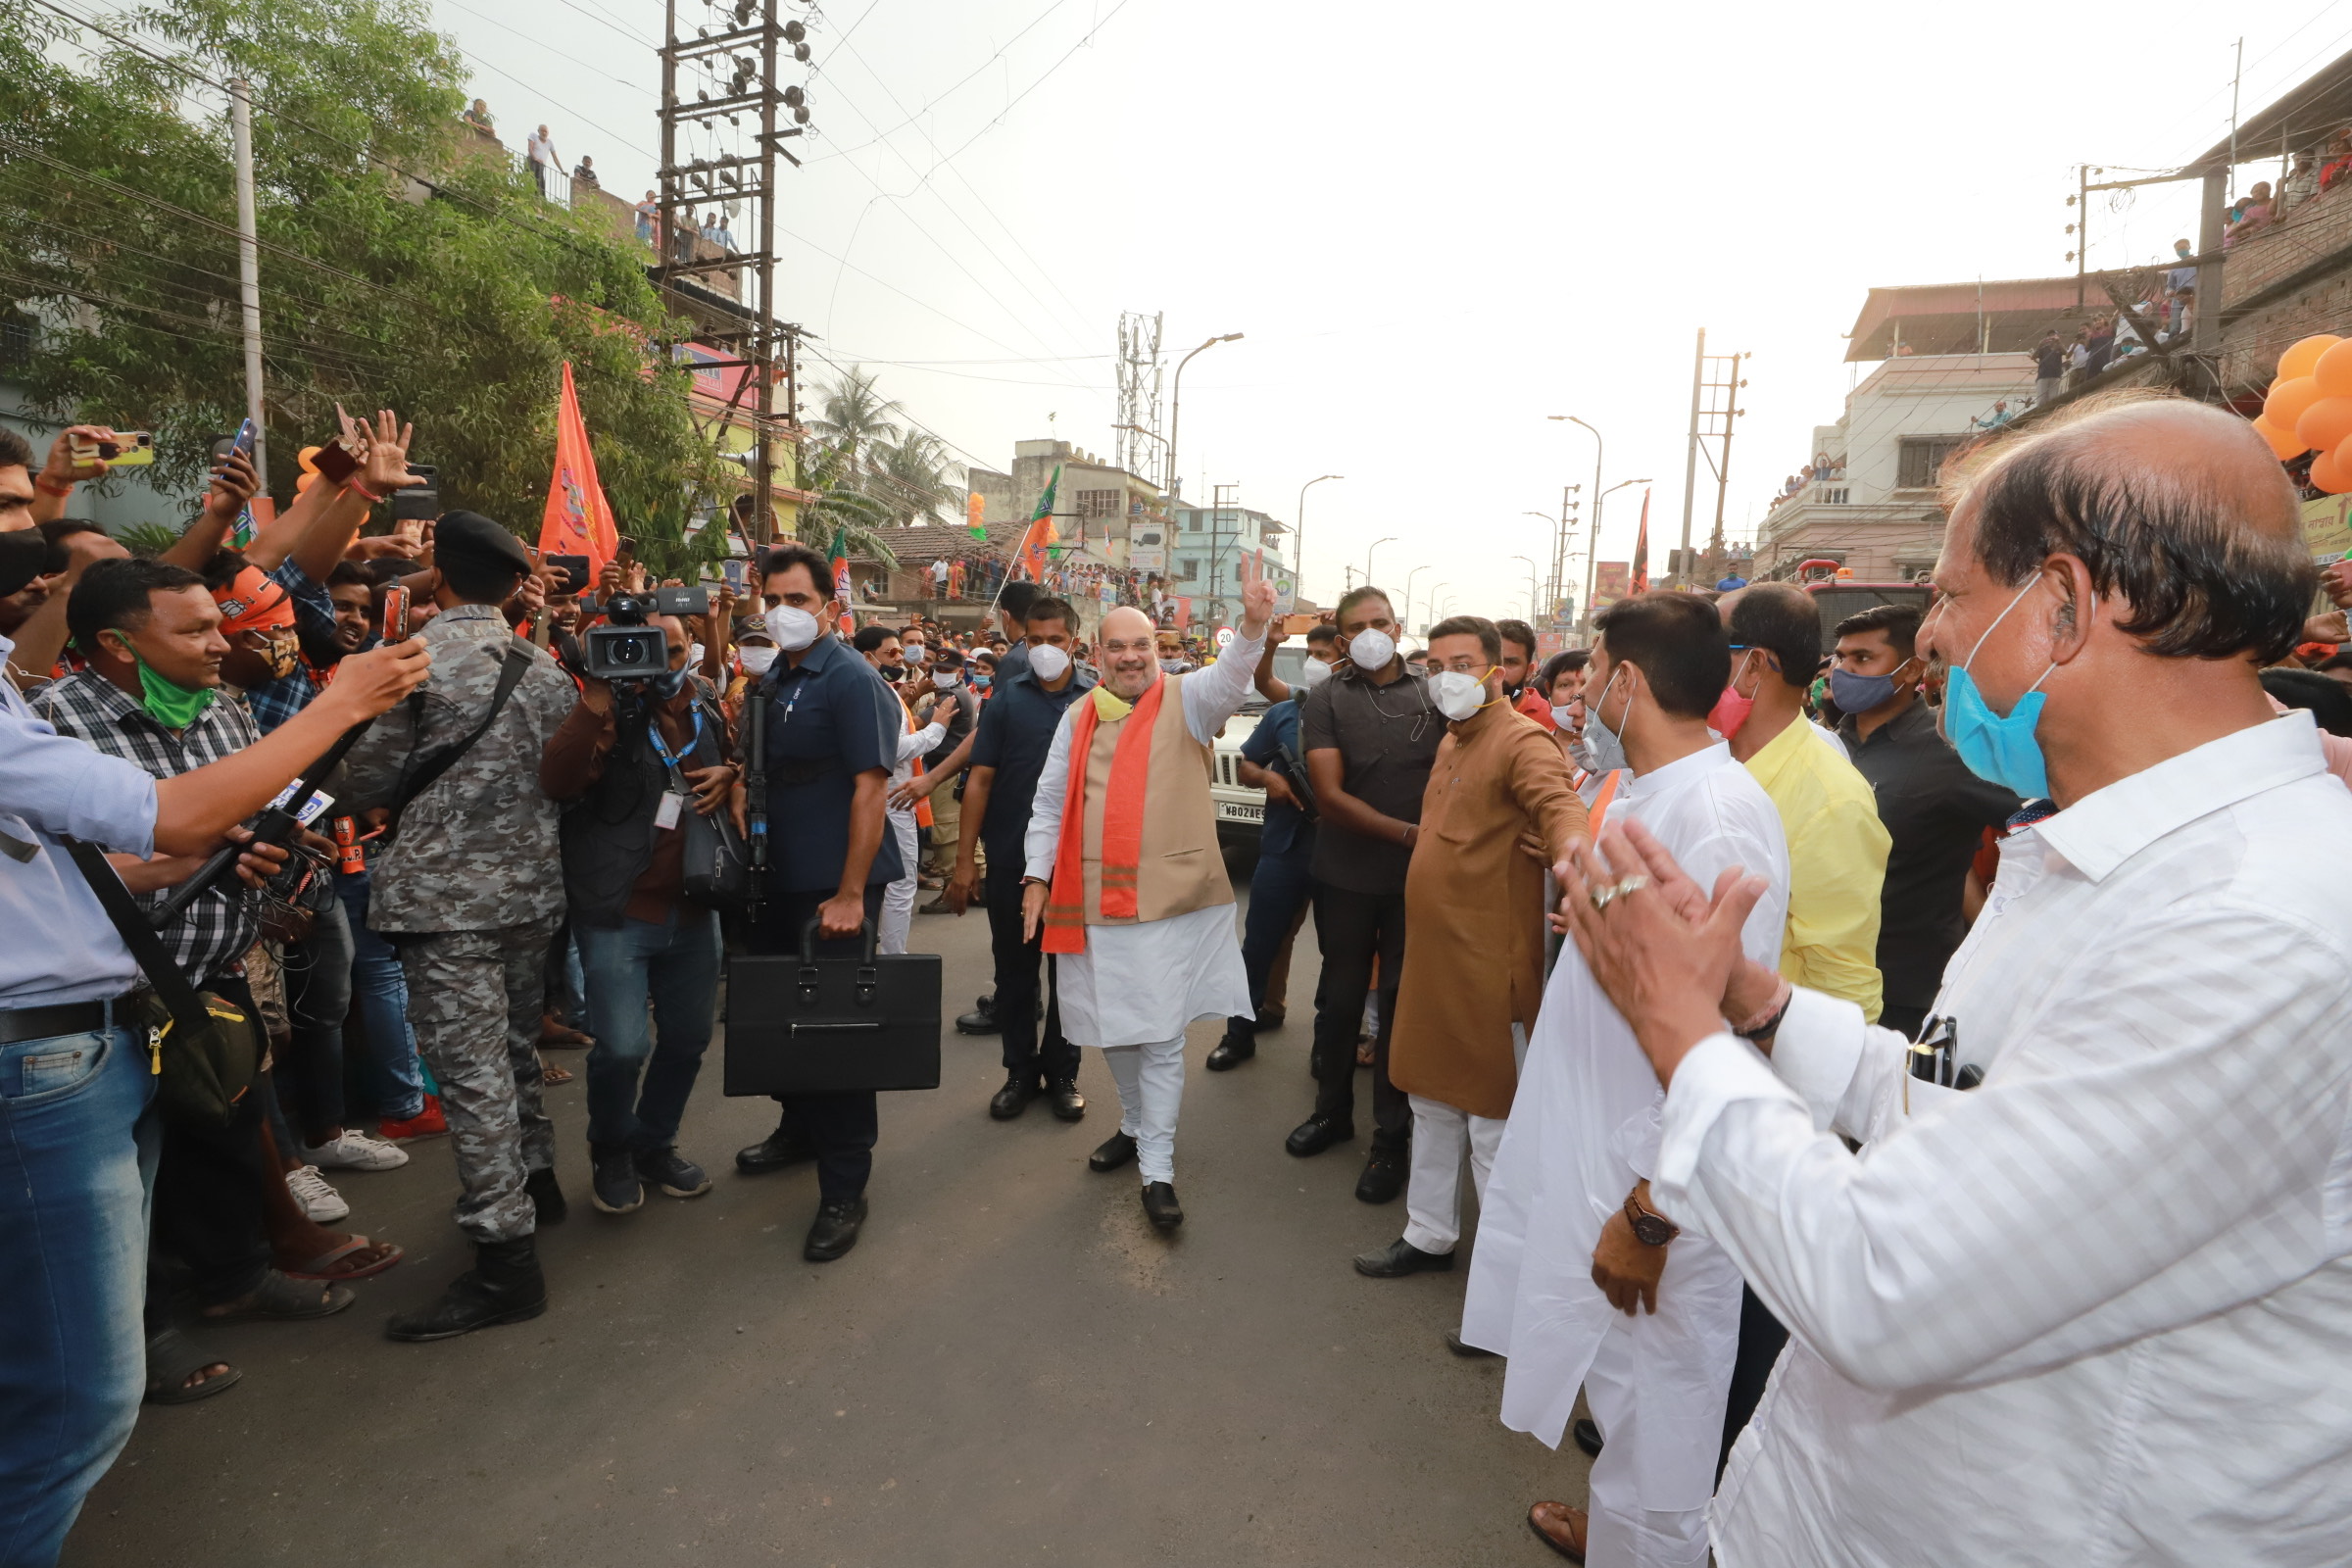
1210, 644, 1317, 849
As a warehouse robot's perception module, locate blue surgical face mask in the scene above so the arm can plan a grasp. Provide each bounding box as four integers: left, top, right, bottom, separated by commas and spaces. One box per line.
1583, 665, 1630, 776
1939, 580, 2056, 799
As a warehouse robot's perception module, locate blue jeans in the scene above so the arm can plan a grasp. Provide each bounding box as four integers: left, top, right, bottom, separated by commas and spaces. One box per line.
576, 906, 720, 1152
337, 868, 425, 1121
0, 1010, 157, 1568
1227, 838, 1316, 1043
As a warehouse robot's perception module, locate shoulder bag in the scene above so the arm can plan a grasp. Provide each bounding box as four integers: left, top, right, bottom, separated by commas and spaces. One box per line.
379, 639, 531, 846
64, 840, 262, 1130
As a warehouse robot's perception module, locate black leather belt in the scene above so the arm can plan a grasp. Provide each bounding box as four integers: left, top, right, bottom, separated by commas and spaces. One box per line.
0, 1001, 113, 1046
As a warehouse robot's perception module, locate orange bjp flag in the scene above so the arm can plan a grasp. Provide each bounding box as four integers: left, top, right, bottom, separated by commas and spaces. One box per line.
538, 362, 621, 578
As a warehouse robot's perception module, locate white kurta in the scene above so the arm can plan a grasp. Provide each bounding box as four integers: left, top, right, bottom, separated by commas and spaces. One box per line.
1463, 742, 1788, 1495
1022, 631, 1263, 1047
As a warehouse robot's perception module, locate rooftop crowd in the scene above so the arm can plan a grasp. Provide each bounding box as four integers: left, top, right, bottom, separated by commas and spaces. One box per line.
5, 387, 2351, 1567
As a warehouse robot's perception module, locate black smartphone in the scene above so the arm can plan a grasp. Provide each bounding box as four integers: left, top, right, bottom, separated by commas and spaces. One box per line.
544, 554, 592, 596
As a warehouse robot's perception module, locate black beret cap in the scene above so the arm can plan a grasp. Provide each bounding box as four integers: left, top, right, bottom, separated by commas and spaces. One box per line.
435, 511, 534, 575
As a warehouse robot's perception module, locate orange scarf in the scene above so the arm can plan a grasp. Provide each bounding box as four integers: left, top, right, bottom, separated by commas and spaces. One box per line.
1042, 676, 1168, 953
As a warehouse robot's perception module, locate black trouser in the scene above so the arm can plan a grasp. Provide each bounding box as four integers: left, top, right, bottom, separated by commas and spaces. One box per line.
982, 847, 1077, 1086
150, 972, 271, 1308
1720, 1284, 1789, 1478
1307, 882, 1410, 1150
749, 884, 886, 1205
1227, 837, 1315, 1046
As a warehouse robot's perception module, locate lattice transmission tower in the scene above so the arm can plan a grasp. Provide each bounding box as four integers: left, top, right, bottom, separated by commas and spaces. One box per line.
1116, 312, 1165, 489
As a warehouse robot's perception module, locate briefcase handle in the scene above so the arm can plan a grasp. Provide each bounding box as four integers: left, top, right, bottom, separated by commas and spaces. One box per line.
797, 916, 882, 1009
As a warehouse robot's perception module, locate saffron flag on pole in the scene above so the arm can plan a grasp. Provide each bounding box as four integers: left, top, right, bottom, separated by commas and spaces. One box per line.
537, 362, 621, 579
1014, 465, 1061, 580
1630, 487, 1651, 593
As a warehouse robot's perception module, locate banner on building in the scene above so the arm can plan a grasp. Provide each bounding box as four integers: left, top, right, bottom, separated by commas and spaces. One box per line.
1592, 562, 1630, 610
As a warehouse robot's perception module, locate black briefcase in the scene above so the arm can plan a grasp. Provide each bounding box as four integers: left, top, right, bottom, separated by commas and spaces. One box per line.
723, 919, 942, 1096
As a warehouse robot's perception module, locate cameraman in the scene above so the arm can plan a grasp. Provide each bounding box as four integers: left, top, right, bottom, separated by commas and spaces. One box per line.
540, 612, 736, 1216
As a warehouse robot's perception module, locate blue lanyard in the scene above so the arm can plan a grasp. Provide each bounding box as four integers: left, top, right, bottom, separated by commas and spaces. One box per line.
646, 705, 704, 776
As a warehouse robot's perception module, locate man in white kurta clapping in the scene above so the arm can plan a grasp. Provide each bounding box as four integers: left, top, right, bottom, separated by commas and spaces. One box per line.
1021, 559, 1277, 1232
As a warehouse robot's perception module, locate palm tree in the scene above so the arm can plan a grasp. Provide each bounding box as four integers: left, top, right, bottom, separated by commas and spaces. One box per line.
795, 433, 897, 567
808, 366, 903, 466
869, 428, 963, 527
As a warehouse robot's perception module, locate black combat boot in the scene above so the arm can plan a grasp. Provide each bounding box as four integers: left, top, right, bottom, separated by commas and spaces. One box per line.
385, 1238, 548, 1343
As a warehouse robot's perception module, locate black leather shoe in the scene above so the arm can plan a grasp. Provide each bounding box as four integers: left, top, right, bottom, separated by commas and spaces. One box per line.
803, 1196, 868, 1262
734, 1122, 816, 1175
988, 1074, 1037, 1121
385, 1238, 547, 1342
1255, 1004, 1287, 1031
1353, 1236, 1454, 1277
1048, 1079, 1086, 1121
1573, 1418, 1604, 1458
1141, 1181, 1184, 1232
956, 994, 1000, 1035
1285, 1113, 1355, 1157
1446, 1330, 1499, 1359
1089, 1130, 1137, 1172
1355, 1144, 1408, 1204
524, 1165, 566, 1225
1204, 1034, 1255, 1072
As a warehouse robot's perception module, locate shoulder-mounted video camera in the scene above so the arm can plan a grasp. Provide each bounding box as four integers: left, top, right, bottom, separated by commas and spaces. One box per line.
585, 585, 710, 681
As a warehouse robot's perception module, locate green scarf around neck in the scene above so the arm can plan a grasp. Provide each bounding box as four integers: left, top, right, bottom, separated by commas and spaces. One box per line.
132, 654, 215, 728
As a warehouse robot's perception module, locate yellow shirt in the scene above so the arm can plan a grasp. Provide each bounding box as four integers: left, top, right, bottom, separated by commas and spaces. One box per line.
1741, 715, 1890, 1021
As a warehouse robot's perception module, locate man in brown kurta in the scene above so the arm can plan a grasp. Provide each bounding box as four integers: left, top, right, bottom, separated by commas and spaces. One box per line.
1356, 615, 1586, 1279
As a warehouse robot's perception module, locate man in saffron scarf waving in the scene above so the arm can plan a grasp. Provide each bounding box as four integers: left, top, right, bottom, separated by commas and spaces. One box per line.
1021, 555, 1278, 1232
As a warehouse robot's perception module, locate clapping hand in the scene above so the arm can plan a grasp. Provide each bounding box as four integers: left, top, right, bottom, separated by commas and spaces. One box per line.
1550, 819, 1772, 1087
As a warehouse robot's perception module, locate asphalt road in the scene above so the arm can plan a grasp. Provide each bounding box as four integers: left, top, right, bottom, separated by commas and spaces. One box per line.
66, 860, 1591, 1567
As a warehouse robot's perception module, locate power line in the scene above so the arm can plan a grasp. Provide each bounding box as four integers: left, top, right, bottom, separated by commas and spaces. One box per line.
811, 0, 1088, 161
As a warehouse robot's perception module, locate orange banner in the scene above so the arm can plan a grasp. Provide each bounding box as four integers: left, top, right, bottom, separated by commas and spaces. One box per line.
537, 362, 621, 578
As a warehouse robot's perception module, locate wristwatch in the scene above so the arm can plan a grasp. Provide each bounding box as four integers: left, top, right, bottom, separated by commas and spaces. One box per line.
1624, 1190, 1679, 1248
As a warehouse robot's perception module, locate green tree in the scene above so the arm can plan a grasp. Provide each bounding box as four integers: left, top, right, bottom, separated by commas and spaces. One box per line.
869, 428, 963, 527
0, 0, 721, 539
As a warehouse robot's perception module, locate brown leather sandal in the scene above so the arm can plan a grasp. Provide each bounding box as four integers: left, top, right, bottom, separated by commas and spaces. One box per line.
1527, 1501, 1588, 1562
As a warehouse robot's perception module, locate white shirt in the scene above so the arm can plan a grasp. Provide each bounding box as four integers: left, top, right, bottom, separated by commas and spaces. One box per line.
886, 706, 945, 818
1654, 712, 2352, 1567
1021, 627, 1264, 1045
1465, 741, 1788, 1463
525, 131, 554, 166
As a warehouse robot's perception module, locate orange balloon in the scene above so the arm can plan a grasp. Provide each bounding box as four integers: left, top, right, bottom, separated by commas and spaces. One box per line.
2280, 334, 2343, 381
2266, 375, 2325, 430
2299, 395, 2352, 454
296, 444, 322, 473
2253, 417, 2309, 461
2314, 337, 2352, 398
294, 469, 319, 494
2311, 451, 2351, 494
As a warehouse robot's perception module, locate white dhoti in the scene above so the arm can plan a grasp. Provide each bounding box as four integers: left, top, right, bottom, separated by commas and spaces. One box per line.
880, 809, 919, 955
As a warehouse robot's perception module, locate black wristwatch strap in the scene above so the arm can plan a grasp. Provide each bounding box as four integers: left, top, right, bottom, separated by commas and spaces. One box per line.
1624, 1190, 1679, 1247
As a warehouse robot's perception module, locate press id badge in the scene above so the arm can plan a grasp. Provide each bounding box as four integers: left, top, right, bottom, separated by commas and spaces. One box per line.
655, 792, 686, 830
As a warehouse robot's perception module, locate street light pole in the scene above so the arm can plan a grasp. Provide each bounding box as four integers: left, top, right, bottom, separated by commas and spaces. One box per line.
1550, 416, 1605, 632
1509, 554, 1540, 624
1295, 473, 1342, 606
1403, 564, 1430, 631
1364, 536, 1396, 596
1163, 332, 1243, 505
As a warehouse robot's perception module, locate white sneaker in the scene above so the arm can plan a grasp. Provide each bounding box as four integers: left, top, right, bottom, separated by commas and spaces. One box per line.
286, 1164, 350, 1222
302, 1128, 410, 1171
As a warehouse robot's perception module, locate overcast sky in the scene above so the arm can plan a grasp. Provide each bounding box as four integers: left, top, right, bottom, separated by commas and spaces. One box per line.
428, 0, 2342, 619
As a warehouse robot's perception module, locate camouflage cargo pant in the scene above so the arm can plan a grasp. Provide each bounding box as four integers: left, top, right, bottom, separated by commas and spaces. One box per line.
398, 918, 561, 1244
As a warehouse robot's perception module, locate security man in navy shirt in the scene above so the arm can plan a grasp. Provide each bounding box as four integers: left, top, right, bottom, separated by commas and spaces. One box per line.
946, 594, 1092, 1125
729, 543, 902, 1263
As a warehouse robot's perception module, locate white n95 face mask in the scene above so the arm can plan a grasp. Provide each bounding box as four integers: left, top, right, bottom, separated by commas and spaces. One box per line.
764, 605, 819, 652
1346, 627, 1396, 672
1297, 657, 1334, 690
1027, 642, 1072, 681
1430, 669, 1490, 721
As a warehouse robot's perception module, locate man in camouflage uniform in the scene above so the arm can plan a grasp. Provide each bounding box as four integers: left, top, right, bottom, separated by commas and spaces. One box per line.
339, 512, 576, 1342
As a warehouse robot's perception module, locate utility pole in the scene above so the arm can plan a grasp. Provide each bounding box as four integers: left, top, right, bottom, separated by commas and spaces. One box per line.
1675, 327, 1704, 589
228, 78, 267, 483
1688, 350, 1747, 585
656, 0, 813, 546
1548, 486, 1579, 623
1210, 482, 1239, 624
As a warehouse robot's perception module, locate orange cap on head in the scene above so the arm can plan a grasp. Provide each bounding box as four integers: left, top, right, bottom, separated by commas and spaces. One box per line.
212, 564, 294, 634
